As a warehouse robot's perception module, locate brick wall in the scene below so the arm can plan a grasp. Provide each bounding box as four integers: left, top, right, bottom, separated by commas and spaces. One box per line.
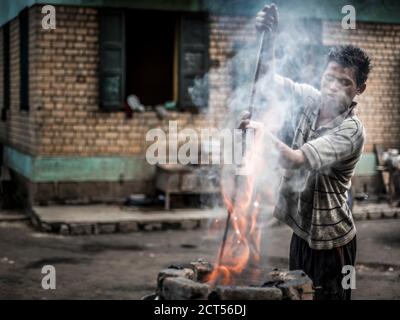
0, 6, 258, 204
1, 4, 400, 203
2, 6, 400, 159
32, 6, 254, 157
323, 21, 400, 153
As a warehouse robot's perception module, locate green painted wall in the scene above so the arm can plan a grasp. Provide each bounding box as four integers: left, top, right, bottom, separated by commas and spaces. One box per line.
354, 152, 378, 176
3, 146, 155, 182
1, 0, 400, 27
3, 145, 377, 183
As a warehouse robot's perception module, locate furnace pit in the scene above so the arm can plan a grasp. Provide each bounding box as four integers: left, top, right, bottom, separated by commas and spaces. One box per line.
149, 259, 314, 300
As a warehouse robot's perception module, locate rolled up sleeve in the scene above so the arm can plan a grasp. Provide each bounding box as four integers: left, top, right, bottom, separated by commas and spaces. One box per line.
300, 118, 365, 170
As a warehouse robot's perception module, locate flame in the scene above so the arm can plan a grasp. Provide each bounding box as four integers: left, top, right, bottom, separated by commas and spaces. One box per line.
207, 132, 263, 286
206, 104, 282, 286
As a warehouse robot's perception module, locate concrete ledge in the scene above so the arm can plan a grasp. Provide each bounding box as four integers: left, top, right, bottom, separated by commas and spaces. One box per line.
30, 205, 225, 235
0, 211, 29, 222
353, 203, 399, 220
29, 202, 399, 235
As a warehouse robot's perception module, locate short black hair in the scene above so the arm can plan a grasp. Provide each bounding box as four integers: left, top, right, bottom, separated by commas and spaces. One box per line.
327, 45, 371, 87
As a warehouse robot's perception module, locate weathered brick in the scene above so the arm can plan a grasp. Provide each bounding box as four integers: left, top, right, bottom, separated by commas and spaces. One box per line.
212, 285, 283, 300
161, 277, 210, 300
117, 221, 139, 233
69, 223, 93, 235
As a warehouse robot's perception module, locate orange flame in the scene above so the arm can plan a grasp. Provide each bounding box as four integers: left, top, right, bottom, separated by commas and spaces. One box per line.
207, 133, 263, 286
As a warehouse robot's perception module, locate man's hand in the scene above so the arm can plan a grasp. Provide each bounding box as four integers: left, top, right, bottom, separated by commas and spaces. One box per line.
255, 3, 279, 34
238, 111, 264, 132
238, 110, 306, 169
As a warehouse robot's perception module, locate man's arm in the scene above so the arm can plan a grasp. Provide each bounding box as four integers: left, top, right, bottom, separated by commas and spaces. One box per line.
267, 132, 306, 169
238, 118, 306, 169
300, 119, 365, 171
240, 118, 365, 170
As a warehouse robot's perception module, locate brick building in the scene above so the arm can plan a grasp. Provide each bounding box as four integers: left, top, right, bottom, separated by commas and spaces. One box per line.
0, 0, 399, 206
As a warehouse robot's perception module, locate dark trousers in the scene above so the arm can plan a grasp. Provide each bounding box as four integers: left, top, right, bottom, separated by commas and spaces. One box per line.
289, 233, 357, 300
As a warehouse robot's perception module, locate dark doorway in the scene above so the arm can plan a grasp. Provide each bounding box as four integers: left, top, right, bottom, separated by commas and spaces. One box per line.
126, 10, 176, 106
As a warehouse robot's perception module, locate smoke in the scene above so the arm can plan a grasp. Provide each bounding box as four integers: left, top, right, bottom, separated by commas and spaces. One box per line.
188, 2, 335, 280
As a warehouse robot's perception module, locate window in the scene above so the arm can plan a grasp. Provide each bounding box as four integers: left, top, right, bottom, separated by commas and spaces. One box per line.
99, 9, 209, 112
125, 10, 176, 107
2, 23, 10, 121
179, 13, 209, 111
19, 8, 29, 111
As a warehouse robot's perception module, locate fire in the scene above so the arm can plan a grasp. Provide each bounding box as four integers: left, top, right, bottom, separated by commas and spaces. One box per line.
207, 132, 263, 285
206, 104, 282, 286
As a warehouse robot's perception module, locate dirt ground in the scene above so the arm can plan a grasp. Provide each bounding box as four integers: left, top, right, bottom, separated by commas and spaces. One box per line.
0, 215, 399, 300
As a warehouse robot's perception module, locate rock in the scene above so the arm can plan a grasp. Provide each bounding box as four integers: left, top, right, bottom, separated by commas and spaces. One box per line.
158, 267, 194, 287
268, 269, 314, 300
40, 222, 53, 232
211, 285, 282, 300
367, 210, 383, 220
190, 260, 213, 282
353, 211, 367, 220
118, 221, 139, 233
97, 223, 116, 234
180, 220, 199, 230
382, 208, 398, 218
142, 222, 162, 231
161, 277, 210, 300
59, 224, 70, 235
161, 222, 181, 230
69, 223, 93, 235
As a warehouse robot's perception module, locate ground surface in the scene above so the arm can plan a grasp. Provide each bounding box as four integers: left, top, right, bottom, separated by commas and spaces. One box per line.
0, 212, 399, 300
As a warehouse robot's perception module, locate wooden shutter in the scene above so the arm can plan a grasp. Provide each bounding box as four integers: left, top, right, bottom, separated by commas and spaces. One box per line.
2, 23, 10, 121
179, 13, 209, 110
99, 10, 125, 111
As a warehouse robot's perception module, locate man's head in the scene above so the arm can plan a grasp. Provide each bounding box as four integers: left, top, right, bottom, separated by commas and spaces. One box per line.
320, 45, 371, 114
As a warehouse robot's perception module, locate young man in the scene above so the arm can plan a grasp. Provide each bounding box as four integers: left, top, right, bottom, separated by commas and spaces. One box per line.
241, 4, 371, 299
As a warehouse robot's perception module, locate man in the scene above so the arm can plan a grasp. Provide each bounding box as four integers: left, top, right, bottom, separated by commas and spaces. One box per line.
241, 4, 371, 299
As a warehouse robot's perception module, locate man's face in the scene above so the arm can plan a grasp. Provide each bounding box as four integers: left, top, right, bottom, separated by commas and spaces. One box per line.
320, 61, 359, 115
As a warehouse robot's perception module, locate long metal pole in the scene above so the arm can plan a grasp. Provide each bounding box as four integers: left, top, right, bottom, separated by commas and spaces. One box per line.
216, 30, 267, 272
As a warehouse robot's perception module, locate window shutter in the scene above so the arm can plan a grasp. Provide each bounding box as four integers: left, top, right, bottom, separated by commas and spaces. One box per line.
179, 13, 209, 110
2, 23, 10, 121
99, 11, 125, 111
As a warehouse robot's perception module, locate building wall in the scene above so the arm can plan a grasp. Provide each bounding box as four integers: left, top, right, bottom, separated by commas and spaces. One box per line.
0, 5, 256, 204
35, 6, 186, 157
32, 7, 252, 157
1, 4, 400, 203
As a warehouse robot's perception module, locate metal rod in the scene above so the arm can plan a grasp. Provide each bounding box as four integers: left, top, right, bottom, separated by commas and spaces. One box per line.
248, 30, 267, 118
216, 30, 267, 274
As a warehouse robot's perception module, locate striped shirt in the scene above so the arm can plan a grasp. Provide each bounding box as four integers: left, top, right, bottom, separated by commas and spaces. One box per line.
272, 76, 365, 250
